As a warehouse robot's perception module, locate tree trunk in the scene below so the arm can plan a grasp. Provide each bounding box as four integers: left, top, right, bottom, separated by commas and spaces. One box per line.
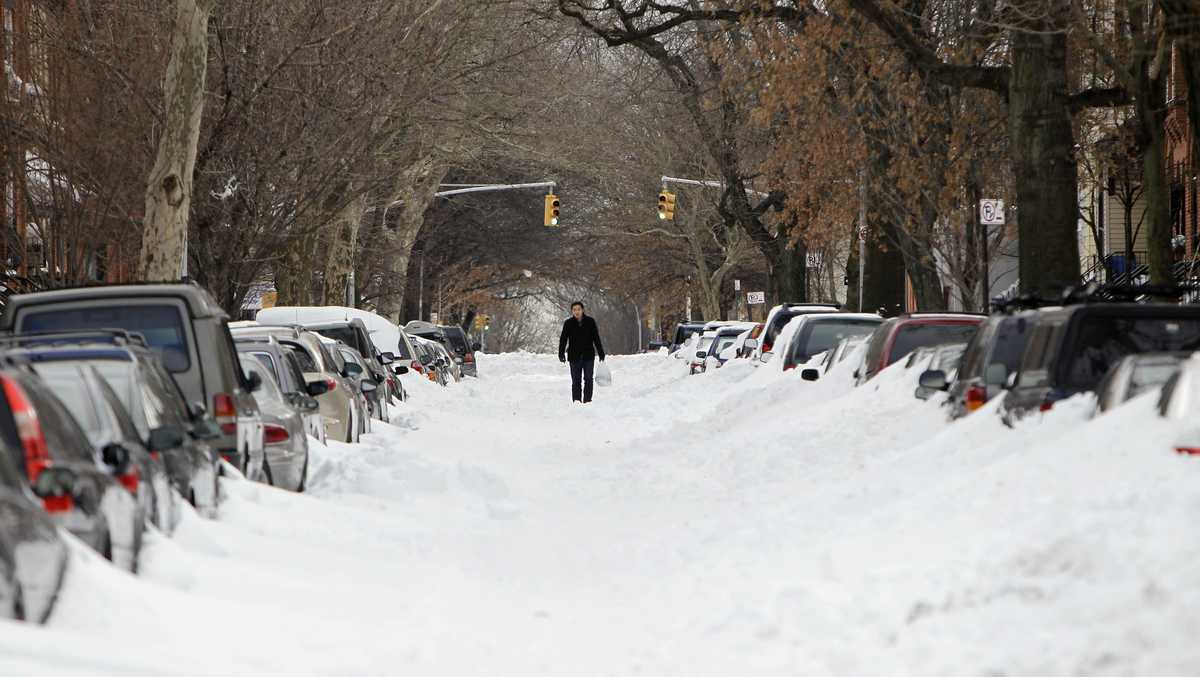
139, 0, 218, 281
376, 157, 446, 322
1142, 121, 1174, 284
863, 221, 907, 316
768, 238, 808, 305
321, 195, 367, 305
1008, 10, 1081, 295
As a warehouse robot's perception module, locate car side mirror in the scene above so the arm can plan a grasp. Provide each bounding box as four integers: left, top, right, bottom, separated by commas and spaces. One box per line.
378, 352, 396, 365
148, 425, 185, 451
306, 380, 329, 396
190, 417, 222, 441
919, 369, 948, 391
985, 363, 1008, 387
361, 380, 378, 393
101, 443, 131, 472
800, 368, 820, 382
32, 466, 77, 500
396, 365, 409, 375
1006, 372, 1018, 389
246, 371, 263, 393
299, 395, 320, 412
744, 339, 758, 351
342, 362, 363, 377
696, 350, 707, 359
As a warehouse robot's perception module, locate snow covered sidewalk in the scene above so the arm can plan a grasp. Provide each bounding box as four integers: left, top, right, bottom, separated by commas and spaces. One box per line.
2, 351, 1199, 675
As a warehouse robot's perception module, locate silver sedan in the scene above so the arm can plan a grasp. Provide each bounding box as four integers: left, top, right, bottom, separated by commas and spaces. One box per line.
239, 356, 312, 492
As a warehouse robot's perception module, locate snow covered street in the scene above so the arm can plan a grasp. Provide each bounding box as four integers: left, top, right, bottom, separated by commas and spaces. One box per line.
4, 351, 1200, 676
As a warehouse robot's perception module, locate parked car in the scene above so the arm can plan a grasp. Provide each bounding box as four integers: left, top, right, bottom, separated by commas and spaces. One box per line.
231, 325, 359, 443
0, 284, 264, 480
238, 356, 312, 491
780, 313, 883, 372
0, 367, 143, 571
934, 313, 1036, 420
0, 446, 68, 623
693, 326, 746, 373
235, 336, 327, 443
21, 356, 177, 532
856, 313, 985, 384
912, 343, 968, 400
733, 323, 765, 358
689, 330, 719, 375
754, 303, 842, 362
669, 322, 707, 354
999, 303, 1200, 424
428, 339, 461, 383
439, 325, 480, 378
332, 343, 380, 429
410, 337, 445, 385
1157, 355, 1200, 455
1094, 352, 1191, 414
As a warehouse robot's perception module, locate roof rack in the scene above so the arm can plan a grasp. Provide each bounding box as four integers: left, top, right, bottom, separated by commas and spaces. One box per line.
992, 294, 1057, 314
783, 302, 841, 309
0, 328, 149, 348
1060, 282, 1200, 305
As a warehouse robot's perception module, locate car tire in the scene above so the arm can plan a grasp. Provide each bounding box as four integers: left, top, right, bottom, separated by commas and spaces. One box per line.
262, 455, 274, 487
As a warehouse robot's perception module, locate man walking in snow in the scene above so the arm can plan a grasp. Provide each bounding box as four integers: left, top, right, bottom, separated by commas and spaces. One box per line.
559, 301, 605, 403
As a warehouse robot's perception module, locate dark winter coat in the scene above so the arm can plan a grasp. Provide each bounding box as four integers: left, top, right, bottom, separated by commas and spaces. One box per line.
559, 315, 605, 362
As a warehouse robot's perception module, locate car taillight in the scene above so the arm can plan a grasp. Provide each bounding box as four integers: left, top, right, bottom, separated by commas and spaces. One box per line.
42, 494, 73, 513
1, 376, 51, 482
410, 360, 424, 374
213, 393, 238, 435
264, 424, 290, 445
119, 467, 139, 494
464, 353, 475, 363
1175, 447, 1200, 456
1039, 400, 1054, 413
762, 342, 772, 354
965, 385, 987, 412
324, 377, 338, 392
783, 363, 794, 371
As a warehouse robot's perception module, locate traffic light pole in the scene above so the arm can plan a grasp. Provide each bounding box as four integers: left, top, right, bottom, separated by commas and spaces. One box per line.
379, 182, 557, 228
659, 176, 770, 199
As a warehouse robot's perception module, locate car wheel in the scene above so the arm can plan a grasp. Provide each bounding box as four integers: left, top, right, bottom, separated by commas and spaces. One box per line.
261, 455, 274, 487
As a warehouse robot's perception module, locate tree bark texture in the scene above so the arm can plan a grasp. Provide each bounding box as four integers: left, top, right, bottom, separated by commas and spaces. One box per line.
139, 0, 217, 281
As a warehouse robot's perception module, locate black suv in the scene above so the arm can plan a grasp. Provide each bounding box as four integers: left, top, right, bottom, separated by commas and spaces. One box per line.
999, 303, 1200, 423
936, 312, 1036, 419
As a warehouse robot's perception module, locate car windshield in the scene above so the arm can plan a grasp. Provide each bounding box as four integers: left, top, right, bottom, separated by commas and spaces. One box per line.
697, 336, 715, 353
888, 323, 980, 366
1064, 316, 1200, 389
394, 337, 413, 360
21, 304, 191, 372
32, 364, 103, 435
793, 319, 880, 361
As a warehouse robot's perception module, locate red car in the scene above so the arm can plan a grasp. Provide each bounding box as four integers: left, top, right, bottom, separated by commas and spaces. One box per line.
855, 313, 985, 384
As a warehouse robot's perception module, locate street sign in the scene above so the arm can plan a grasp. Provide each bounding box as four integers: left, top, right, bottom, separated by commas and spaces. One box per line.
980, 199, 1005, 226
430, 312, 439, 324
746, 291, 766, 305
734, 279, 741, 291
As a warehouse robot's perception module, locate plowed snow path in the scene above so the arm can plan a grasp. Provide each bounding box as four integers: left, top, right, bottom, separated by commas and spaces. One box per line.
3, 352, 1200, 676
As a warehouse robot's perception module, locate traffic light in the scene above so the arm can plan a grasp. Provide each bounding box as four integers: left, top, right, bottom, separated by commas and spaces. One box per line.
544, 194, 561, 226
658, 191, 676, 220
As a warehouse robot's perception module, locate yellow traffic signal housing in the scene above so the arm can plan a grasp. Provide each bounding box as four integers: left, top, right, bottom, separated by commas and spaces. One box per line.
544, 194, 561, 226
658, 191, 676, 220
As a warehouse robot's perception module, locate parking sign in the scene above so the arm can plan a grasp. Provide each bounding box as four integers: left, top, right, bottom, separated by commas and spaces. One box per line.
746, 291, 766, 305
980, 199, 1005, 226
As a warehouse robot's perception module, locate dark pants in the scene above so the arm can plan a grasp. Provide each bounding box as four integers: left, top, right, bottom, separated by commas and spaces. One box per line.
570, 358, 595, 402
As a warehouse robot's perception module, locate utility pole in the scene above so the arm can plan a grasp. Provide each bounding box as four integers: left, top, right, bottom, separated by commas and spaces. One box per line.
418, 250, 425, 321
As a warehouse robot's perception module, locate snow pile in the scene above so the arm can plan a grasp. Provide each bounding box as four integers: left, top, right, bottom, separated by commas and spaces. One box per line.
3, 351, 1200, 675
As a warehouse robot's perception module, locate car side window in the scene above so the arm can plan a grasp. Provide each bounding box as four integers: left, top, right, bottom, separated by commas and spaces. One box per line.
282, 352, 308, 394
91, 370, 145, 442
